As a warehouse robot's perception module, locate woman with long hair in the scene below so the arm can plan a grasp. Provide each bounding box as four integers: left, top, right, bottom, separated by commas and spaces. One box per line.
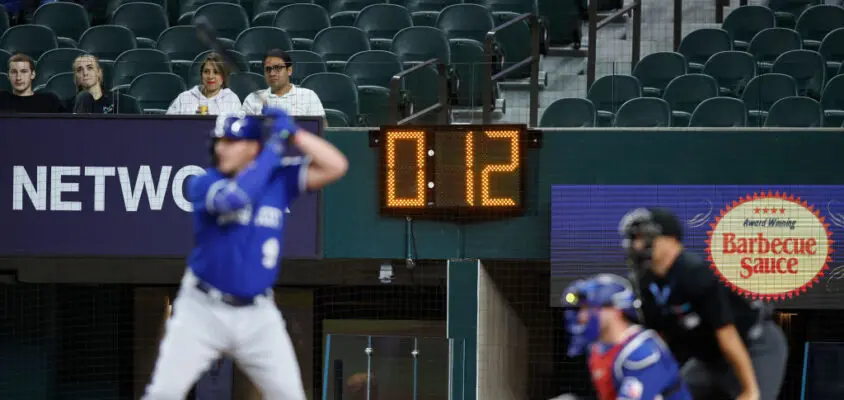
72, 54, 117, 114
166, 52, 242, 115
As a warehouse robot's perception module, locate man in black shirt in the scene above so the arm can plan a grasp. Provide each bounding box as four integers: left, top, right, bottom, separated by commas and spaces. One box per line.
618, 208, 788, 400
0, 53, 64, 113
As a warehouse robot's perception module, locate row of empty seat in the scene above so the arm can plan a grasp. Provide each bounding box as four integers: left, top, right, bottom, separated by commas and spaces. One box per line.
544, 73, 844, 128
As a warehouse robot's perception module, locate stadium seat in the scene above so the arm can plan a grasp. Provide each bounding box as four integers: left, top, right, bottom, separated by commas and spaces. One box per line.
492, 11, 533, 79
192, 3, 250, 46
252, 0, 308, 26
301, 72, 360, 125
324, 108, 352, 126
721, 5, 775, 51
662, 74, 719, 127
0, 25, 58, 61
33, 2, 90, 48
436, 3, 494, 43
156, 26, 210, 82
228, 72, 265, 101
287, 50, 327, 84
38, 72, 77, 105
105, 0, 167, 20
128, 72, 187, 113
0, 73, 10, 92
678, 28, 732, 73
587, 74, 642, 127
311, 26, 370, 73
399, 63, 442, 123
539, 98, 596, 127
768, 0, 818, 28
328, 0, 385, 26
391, 26, 451, 66
466, 0, 537, 14
34, 48, 87, 88
78, 25, 138, 62
273, 4, 331, 51
613, 97, 671, 127
795, 4, 844, 51
764, 96, 823, 127
819, 27, 844, 81
449, 38, 485, 107
821, 75, 844, 127
632, 51, 687, 97
178, 0, 240, 25
688, 97, 748, 127
742, 73, 798, 126
354, 4, 413, 51
111, 49, 173, 94
344, 50, 401, 88
235, 27, 293, 73
748, 28, 802, 71
0, 49, 10, 74
702, 50, 756, 97
771, 49, 825, 98
114, 93, 143, 114
111, 3, 169, 49
357, 85, 391, 126
187, 50, 249, 87
396, 0, 461, 26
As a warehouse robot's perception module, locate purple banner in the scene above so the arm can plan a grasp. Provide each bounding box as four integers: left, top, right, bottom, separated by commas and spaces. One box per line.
550, 185, 844, 308
0, 115, 321, 258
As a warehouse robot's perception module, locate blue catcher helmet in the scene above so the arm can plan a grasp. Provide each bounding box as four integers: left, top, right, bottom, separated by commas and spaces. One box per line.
209, 112, 265, 166
561, 274, 641, 357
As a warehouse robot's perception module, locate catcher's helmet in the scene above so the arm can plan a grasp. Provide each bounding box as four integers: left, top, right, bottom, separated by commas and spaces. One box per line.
561, 274, 640, 356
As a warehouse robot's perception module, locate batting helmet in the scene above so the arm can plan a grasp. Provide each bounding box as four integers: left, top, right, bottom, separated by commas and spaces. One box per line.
561, 274, 640, 356
209, 112, 264, 166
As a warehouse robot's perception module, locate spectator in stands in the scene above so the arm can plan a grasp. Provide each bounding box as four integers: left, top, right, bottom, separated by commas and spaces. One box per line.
71, 54, 117, 114
0, 53, 64, 113
166, 52, 242, 115
241, 49, 326, 121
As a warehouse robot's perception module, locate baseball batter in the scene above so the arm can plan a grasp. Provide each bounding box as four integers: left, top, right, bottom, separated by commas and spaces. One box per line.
142, 106, 347, 399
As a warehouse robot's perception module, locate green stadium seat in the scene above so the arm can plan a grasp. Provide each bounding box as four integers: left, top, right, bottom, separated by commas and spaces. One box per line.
227, 71, 265, 101
111, 49, 173, 94
796, 5, 844, 51
301, 72, 360, 125
539, 98, 596, 127
0, 25, 58, 61
288, 50, 327, 84
764, 96, 823, 127
821, 75, 844, 127
128, 72, 187, 113
252, 0, 308, 26
466, 0, 538, 14
742, 73, 798, 126
325, 108, 351, 126
105, 0, 167, 21
449, 38, 485, 107
689, 97, 747, 127
394, 0, 461, 26
273, 4, 330, 51
436, 4, 494, 43
34, 48, 86, 88
771, 49, 825, 98
0, 8, 8, 38
111, 3, 169, 49
748, 28, 802, 72
613, 97, 671, 127
178, 0, 240, 26
115, 93, 143, 114
391, 26, 451, 66
37, 72, 77, 105
662, 73, 719, 127
0, 49, 10, 74
312, 26, 370, 73
399, 62, 441, 124
702, 50, 756, 97
192, 3, 250, 45
820, 28, 844, 83
632, 51, 687, 97
587, 74, 641, 127
357, 85, 391, 126
721, 5, 775, 51
0, 73, 10, 92
768, 0, 819, 28
354, 4, 413, 51
235, 27, 293, 73
492, 11, 533, 80
678, 28, 732, 73
156, 26, 209, 82
328, 0, 385, 26
78, 25, 138, 62
33, 2, 90, 48
187, 49, 249, 87
344, 50, 401, 88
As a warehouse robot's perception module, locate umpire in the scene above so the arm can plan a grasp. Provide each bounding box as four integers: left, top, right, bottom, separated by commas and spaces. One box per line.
618, 207, 788, 400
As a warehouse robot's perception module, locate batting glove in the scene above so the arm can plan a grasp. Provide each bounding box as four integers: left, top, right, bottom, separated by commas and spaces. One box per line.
261, 105, 298, 140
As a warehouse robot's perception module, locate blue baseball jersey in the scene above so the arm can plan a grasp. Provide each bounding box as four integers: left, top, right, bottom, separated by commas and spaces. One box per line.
185, 146, 309, 297
589, 327, 692, 400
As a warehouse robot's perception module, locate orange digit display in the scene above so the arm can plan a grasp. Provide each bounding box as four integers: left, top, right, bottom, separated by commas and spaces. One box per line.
480, 130, 520, 207
385, 130, 426, 208
465, 131, 474, 206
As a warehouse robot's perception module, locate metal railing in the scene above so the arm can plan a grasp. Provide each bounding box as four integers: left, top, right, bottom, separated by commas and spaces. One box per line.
586, 0, 643, 88
388, 59, 450, 125
482, 13, 542, 126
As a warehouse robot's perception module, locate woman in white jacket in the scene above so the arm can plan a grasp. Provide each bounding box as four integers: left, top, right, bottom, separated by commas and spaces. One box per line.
166, 52, 242, 115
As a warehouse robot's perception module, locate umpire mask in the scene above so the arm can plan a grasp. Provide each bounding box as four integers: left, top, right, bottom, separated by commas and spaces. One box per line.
618, 208, 661, 274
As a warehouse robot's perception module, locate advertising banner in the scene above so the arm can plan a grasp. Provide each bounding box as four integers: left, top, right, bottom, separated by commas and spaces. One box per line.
0, 116, 322, 258
550, 185, 844, 308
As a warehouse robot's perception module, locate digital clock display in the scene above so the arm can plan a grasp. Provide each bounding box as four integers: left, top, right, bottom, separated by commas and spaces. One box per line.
378, 125, 527, 218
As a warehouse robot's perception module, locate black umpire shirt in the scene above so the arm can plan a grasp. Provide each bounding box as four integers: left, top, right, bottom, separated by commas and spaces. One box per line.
637, 251, 763, 367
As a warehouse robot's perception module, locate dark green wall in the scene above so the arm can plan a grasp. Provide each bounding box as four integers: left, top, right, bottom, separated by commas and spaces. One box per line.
323, 129, 844, 260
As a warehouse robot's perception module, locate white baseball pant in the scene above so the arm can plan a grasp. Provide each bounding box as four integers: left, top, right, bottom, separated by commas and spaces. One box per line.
142, 270, 306, 400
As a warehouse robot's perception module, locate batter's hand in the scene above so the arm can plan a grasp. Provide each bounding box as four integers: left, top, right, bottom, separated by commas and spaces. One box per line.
261, 105, 298, 140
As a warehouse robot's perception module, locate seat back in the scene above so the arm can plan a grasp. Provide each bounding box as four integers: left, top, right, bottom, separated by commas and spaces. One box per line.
0, 49, 10, 74
78, 25, 138, 62
0, 25, 58, 61
156, 26, 209, 62
449, 38, 485, 106
721, 5, 775, 46
539, 98, 596, 127
764, 96, 823, 127
688, 97, 748, 127
128, 72, 187, 113
662, 74, 719, 114
742, 73, 798, 111
40, 71, 78, 103
465, 0, 538, 14
228, 72, 265, 101
613, 97, 672, 127
748, 28, 802, 65
632, 51, 687, 96
677, 28, 732, 68
312, 26, 371, 63
193, 3, 250, 41
391, 26, 451, 65
235, 27, 293, 65
112, 48, 173, 89
795, 4, 844, 44
288, 50, 327, 84
586, 74, 642, 114
771, 49, 825, 97
436, 3, 494, 42
33, 2, 90, 42
301, 72, 360, 125
274, 4, 331, 40
702, 50, 756, 96
35, 48, 86, 88
344, 50, 401, 88
819, 27, 844, 65
354, 4, 413, 40
111, 3, 169, 42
